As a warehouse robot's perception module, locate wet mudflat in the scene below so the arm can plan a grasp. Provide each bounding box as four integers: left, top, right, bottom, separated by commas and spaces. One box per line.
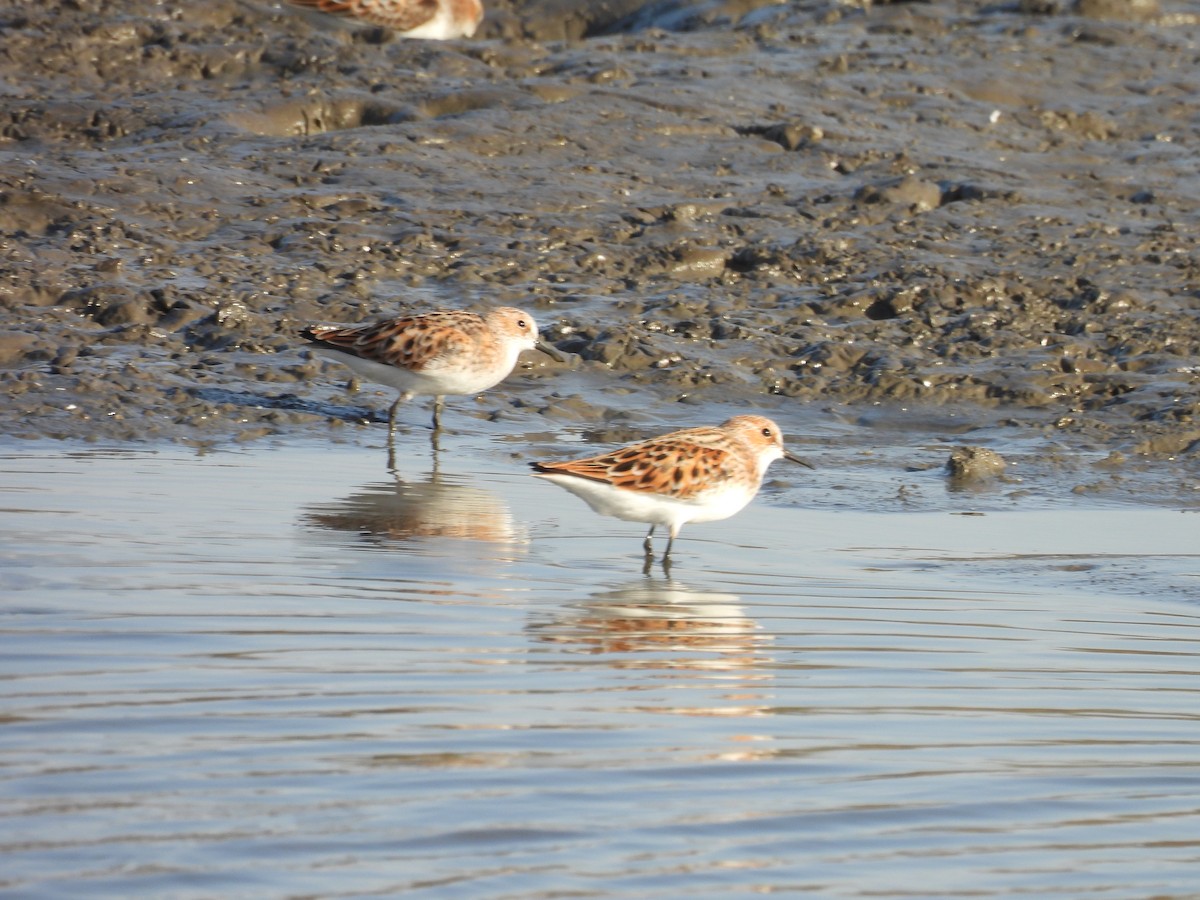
1, 0, 1199, 476
2, 438, 1199, 898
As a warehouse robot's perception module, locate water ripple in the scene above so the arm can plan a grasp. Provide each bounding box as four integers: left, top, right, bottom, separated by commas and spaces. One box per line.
2, 444, 1199, 897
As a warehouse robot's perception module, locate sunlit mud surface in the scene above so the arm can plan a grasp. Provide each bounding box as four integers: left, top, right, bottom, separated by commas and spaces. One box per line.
1, 0, 1198, 501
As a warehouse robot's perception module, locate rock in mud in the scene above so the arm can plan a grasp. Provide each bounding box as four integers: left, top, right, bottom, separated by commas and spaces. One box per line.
946, 446, 1007, 483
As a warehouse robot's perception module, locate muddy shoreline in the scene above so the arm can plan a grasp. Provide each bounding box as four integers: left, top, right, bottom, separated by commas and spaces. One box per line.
1, 0, 1198, 497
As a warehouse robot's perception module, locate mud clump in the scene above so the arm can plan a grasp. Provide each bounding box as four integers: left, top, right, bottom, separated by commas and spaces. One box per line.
946, 446, 1007, 483
0, 0, 1197, 493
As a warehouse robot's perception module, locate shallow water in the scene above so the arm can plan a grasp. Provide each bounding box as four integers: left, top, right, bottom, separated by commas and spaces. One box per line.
2, 438, 1200, 898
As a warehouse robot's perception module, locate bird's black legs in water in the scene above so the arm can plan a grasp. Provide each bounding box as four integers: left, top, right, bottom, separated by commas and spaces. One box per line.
430, 396, 444, 454
431, 396, 445, 434
642, 526, 676, 558
384, 393, 445, 470
661, 531, 675, 574
641, 525, 675, 575
383, 393, 443, 439
387, 397, 402, 439
386, 397, 404, 472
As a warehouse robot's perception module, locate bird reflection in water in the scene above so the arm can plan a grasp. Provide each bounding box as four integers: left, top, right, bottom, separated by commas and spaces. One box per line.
529, 579, 772, 672
528, 580, 778, 758
302, 470, 524, 549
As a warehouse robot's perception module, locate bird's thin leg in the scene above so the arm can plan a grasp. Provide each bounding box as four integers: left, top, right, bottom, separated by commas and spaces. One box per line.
388, 396, 403, 438
431, 396, 445, 434
643, 525, 655, 555
386, 399, 404, 471
662, 526, 678, 562
386, 393, 410, 471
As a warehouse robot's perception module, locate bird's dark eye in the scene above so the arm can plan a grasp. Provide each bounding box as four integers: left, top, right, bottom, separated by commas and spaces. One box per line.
761, 427, 773, 438
518, 319, 528, 328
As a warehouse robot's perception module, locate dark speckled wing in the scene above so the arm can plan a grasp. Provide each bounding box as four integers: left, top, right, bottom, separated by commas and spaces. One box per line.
531, 428, 746, 501
285, 0, 438, 31
301, 312, 479, 373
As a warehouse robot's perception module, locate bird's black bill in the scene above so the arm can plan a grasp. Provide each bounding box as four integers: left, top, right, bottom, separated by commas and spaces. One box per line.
784, 450, 816, 469
535, 340, 566, 362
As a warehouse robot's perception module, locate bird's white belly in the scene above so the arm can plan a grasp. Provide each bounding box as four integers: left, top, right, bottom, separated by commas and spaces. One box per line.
539, 475, 753, 528
314, 347, 512, 396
